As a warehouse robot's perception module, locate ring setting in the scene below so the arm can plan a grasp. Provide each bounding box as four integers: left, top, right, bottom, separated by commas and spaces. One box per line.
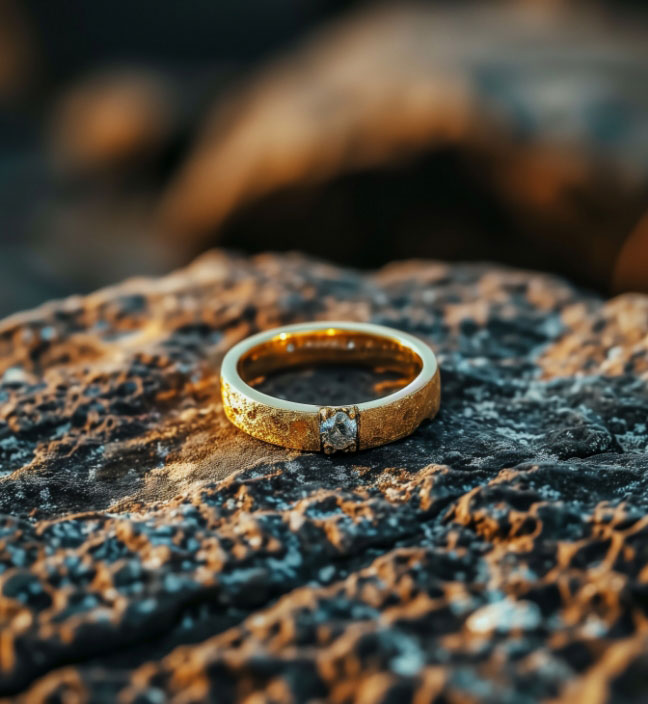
319, 406, 358, 454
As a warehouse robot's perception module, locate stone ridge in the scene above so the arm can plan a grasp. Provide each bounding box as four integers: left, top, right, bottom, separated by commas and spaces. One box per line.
0, 250, 646, 702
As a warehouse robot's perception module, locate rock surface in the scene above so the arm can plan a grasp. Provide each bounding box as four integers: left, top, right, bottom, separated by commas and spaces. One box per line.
0, 251, 647, 703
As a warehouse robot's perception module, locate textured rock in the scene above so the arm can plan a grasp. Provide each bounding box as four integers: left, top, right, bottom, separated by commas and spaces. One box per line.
0, 251, 647, 702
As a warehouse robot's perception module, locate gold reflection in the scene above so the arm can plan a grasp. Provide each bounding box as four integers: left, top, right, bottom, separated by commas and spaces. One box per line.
237, 329, 422, 390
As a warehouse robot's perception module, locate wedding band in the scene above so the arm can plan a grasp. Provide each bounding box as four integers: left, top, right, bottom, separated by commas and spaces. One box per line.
220, 321, 440, 453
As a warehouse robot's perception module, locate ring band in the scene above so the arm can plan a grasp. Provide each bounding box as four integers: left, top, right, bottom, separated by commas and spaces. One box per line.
220, 321, 441, 453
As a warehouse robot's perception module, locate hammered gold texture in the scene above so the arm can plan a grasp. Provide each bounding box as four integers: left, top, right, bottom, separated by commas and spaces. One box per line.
358, 366, 441, 450
221, 380, 321, 451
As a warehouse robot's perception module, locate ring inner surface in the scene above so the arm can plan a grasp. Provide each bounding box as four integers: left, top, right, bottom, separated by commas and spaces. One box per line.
237, 330, 422, 404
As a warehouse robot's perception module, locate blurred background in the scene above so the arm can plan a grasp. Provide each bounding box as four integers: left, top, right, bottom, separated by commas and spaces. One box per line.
1, 0, 647, 318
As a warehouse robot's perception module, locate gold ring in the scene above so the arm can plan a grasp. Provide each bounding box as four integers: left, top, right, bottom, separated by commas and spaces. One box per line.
220, 321, 441, 453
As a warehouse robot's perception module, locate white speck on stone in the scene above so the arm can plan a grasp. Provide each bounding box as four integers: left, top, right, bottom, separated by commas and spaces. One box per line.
2, 367, 28, 384
251, 614, 267, 627
581, 616, 608, 638
289, 513, 304, 531
142, 688, 166, 704
466, 598, 541, 634
389, 636, 425, 676
318, 565, 335, 582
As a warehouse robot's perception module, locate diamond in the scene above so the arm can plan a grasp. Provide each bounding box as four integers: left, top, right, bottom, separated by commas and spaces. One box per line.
320, 407, 358, 454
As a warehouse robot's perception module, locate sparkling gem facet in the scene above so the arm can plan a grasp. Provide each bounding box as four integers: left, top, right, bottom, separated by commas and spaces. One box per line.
320, 410, 357, 452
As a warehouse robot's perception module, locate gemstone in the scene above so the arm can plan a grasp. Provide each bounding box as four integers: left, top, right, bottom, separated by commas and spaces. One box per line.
320, 409, 357, 453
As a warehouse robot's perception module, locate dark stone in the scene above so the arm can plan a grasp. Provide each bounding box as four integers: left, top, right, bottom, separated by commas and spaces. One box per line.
0, 250, 647, 702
